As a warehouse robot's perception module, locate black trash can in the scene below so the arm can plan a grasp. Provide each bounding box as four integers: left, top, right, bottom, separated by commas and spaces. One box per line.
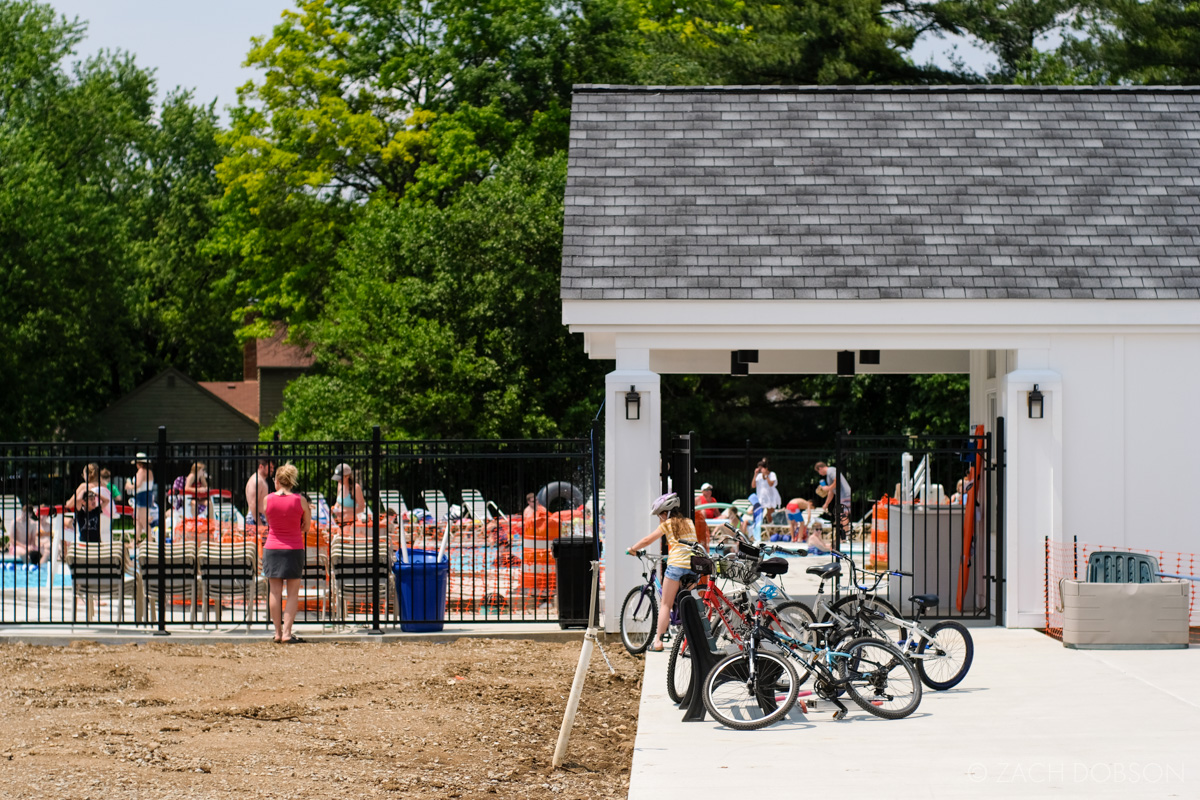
551, 537, 596, 629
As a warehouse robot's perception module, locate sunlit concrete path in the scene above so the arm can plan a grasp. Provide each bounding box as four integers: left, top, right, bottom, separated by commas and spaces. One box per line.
630, 627, 1200, 799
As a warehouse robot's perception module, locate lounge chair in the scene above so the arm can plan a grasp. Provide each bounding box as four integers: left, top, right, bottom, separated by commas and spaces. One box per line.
306, 493, 332, 527
66, 542, 142, 623
210, 496, 245, 528
378, 490, 408, 517
460, 489, 494, 521
421, 490, 450, 522
300, 546, 330, 622
330, 537, 396, 624
140, 542, 199, 625
197, 541, 262, 630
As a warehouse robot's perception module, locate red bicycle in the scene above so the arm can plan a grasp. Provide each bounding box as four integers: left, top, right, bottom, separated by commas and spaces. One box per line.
666, 543, 815, 703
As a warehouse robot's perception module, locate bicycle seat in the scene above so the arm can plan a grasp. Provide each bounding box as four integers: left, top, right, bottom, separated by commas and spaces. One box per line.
758, 557, 788, 577
909, 593, 939, 608
806, 562, 841, 579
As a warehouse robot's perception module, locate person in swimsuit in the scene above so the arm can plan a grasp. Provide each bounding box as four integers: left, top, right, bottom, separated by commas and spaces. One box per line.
331, 463, 365, 529
64, 488, 104, 546
124, 453, 157, 543
245, 459, 274, 527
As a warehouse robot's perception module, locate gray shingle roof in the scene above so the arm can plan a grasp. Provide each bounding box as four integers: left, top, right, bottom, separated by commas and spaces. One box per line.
561, 85, 1200, 300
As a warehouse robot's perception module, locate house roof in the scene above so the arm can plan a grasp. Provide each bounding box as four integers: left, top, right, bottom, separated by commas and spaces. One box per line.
561, 85, 1200, 301
198, 380, 260, 423
255, 323, 315, 369
94, 367, 259, 429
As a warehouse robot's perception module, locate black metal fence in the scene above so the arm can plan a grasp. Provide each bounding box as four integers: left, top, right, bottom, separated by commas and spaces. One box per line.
0, 429, 599, 629
831, 427, 1000, 620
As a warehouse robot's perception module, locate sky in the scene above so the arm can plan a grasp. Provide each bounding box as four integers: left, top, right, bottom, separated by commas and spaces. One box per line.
50, 0, 289, 117
50, 0, 997, 121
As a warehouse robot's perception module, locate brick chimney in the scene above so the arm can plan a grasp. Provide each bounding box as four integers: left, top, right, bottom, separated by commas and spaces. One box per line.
243, 338, 258, 381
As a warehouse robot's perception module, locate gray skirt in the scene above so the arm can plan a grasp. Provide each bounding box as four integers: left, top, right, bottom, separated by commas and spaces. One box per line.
262, 548, 305, 579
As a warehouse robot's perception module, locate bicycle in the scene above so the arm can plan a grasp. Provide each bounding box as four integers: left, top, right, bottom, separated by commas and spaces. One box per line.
667, 544, 815, 704
618, 550, 670, 655
702, 590, 921, 728
807, 549, 974, 691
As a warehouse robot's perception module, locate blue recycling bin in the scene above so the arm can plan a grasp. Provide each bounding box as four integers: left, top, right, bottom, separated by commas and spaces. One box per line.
395, 548, 449, 632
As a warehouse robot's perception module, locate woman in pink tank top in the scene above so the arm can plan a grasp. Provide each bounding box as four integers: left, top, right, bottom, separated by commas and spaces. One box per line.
263, 463, 311, 644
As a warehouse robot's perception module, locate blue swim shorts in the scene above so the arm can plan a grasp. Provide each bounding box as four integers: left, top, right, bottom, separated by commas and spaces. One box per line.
664, 564, 695, 582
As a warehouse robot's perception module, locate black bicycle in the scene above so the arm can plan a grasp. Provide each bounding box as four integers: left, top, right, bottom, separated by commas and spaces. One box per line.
702, 590, 922, 728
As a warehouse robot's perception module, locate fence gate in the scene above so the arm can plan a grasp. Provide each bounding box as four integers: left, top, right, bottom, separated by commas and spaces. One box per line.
833, 423, 1005, 622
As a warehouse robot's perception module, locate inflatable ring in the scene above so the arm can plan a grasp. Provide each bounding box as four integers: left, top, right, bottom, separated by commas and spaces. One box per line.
536, 481, 584, 510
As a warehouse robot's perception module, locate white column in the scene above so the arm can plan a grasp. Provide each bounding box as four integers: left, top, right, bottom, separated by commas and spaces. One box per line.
603, 363, 661, 632
1002, 367, 1062, 628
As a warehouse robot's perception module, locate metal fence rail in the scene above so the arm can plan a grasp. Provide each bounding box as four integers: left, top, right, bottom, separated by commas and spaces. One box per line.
0, 429, 600, 630
832, 430, 997, 620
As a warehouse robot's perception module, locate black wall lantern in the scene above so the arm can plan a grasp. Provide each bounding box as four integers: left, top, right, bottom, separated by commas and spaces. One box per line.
1028, 384, 1044, 419
625, 385, 641, 420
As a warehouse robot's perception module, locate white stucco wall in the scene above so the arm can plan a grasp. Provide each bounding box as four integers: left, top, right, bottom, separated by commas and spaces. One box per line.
568, 299, 1200, 629
990, 334, 1200, 626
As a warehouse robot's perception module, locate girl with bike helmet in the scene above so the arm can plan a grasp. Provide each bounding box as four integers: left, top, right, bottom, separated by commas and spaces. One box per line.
626, 492, 698, 651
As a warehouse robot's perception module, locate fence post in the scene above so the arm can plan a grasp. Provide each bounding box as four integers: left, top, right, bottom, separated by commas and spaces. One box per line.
369, 425, 383, 634
155, 426, 169, 635
833, 431, 844, 599
589, 419, 602, 627
995, 416, 1006, 626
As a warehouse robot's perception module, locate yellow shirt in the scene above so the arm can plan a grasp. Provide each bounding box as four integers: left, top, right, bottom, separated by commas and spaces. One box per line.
657, 517, 698, 569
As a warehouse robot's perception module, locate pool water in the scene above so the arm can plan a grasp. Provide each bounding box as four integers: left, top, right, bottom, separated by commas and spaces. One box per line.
0, 561, 73, 588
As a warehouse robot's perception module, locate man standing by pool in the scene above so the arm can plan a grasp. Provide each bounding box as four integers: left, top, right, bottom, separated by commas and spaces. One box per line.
245, 459, 274, 527
814, 461, 851, 539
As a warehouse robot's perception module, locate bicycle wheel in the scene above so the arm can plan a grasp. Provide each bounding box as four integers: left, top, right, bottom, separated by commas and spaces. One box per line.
826, 594, 907, 645
619, 585, 659, 655
703, 650, 799, 730
666, 633, 692, 704
916, 620, 974, 690
766, 599, 816, 641
837, 636, 921, 720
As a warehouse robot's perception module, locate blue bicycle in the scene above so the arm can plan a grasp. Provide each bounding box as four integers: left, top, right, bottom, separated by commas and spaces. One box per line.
619, 550, 671, 654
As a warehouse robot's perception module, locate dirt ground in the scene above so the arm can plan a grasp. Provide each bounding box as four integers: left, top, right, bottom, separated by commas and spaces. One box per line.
0, 637, 642, 799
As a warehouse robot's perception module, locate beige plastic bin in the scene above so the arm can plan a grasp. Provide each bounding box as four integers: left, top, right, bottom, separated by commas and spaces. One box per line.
1060, 580, 1190, 649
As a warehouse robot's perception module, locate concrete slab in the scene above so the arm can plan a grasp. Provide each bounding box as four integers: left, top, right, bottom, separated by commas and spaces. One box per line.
630, 628, 1200, 799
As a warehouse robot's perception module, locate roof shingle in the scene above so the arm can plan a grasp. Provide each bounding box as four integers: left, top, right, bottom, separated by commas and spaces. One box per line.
561, 85, 1200, 300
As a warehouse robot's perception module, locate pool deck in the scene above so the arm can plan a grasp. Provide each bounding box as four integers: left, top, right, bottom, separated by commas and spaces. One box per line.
628, 626, 1200, 799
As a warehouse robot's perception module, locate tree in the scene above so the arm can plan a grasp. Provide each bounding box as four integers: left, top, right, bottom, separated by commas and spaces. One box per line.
131, 92, 242, 383
0, 2, 155, 438
270, 146, 604, 440
922, 0, 1080, 80
634, 0, 969, 84
212, 0, 610, 333
662, 374, 970, 447
1, 2, 245, 439
1077, 0, 1200, 84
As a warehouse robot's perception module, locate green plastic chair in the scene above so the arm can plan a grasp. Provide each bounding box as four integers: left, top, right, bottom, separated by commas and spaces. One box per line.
1086, 551, 1161, 584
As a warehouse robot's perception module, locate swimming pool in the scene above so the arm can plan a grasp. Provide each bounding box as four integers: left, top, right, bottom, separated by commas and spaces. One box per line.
0, 561, 73, 588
